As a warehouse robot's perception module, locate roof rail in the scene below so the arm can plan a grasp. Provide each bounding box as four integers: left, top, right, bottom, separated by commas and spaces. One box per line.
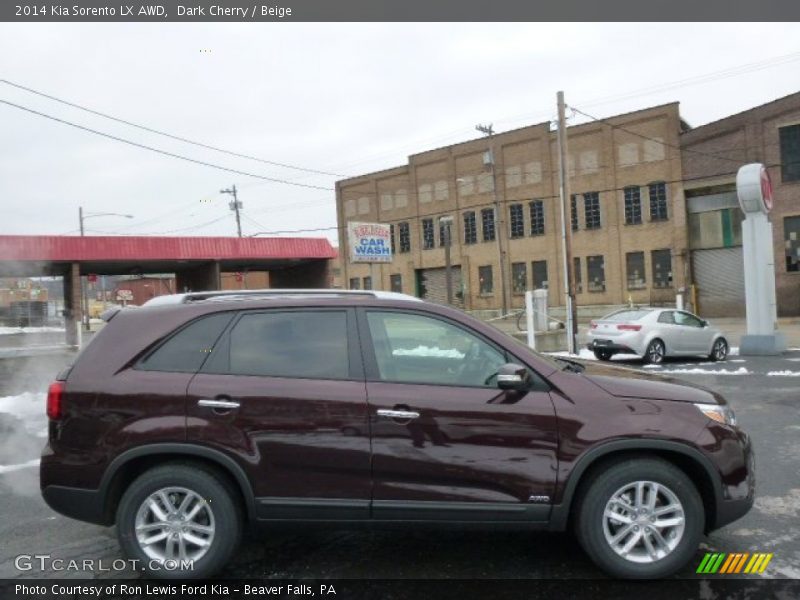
142, 289, 423, 307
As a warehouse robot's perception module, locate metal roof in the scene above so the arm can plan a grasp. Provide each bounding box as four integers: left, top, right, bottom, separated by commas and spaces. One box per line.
0, 235, 336, 262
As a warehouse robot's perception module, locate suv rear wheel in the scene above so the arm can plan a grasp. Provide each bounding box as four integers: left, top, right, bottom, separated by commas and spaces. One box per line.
117, 463, 242, 578
575, 457, 704, 579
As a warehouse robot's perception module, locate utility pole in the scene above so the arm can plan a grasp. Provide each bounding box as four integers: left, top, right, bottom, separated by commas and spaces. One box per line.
221, 185, 242, 237
556, 91, 578, 354
476, 123, 509, 316
78, 207, 89, 332
439, 216, 454, 305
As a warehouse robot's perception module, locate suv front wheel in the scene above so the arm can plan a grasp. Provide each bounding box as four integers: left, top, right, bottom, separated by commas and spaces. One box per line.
575, 457, 704, 579
117, 463, 242, 578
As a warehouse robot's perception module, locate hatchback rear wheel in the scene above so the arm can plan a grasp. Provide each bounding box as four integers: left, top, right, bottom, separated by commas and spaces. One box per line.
117, 463, 242, 578
575, 457, 703, 579
644, 339, 665, 364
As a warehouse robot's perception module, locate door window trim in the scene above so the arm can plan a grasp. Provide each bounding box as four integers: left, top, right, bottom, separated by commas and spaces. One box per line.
355, 307, 550, 391
200, 307, 365, 382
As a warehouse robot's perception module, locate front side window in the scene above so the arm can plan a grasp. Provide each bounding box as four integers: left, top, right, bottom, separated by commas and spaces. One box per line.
481, 208, 496, 242
780, 124, 800, 182
138, 312, 234, 373
463, 211, 477, 244
478, 265, 493, 294
652, 249, 672, 288
398, 222, 411, 253
511, 262, 527, 293
584, 192, 601, 229
422, 218, 435, 250
530, 200, 545, 235
212, 311, 349, 380
785, 215, 800, 272
366, 311, 506, 388
674, 311, 704, 328
509, 203, 525, 238
531, 260, 548, 290
649, 182, 669, 221
624, 186, 642, 225
626, 251, 646, 289
587, 255, 606, 292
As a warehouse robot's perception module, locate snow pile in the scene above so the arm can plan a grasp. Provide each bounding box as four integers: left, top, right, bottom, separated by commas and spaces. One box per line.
766, 371, 800, 377
0, 326, 65, 335
659, 367, 750, 376
393, 346, 465, 358
0, 392, 47, 437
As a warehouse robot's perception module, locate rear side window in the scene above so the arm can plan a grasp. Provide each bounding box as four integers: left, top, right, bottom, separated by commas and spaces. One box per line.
605, 309, 652, 322
206, 311, 350, 380
138, 313, 234, 373
657, 311, 675, 324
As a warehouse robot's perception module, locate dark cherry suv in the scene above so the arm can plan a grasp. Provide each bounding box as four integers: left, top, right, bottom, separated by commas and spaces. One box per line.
41, 290, 754, 579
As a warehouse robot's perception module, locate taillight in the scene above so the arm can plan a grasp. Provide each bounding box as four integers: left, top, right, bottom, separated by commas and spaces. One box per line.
617, 324, 642, 331
590, 320, 597, 329
47, 381, 65, 420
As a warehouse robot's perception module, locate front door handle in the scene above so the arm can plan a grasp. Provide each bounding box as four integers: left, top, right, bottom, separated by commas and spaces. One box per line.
377, 409, 420, 420
198, 399, 240, 410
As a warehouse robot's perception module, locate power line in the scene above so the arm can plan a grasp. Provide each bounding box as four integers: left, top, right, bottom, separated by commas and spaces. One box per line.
0, 98, 336, 192
0, 79, 349, 178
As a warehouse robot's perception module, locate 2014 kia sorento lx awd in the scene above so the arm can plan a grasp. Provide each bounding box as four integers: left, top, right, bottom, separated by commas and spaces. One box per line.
40, 290, 754, 579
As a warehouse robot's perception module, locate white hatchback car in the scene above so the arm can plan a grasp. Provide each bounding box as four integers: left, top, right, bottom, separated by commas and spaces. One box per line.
586, 307, 729, 364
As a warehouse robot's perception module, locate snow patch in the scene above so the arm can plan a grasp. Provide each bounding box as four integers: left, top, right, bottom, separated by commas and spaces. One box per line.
393, 346, 465, 358
766, 370, 800, 377
642, 365, 662, 369
0, 458, 40, 474
0, 326, 65, 335
658, 367, 750, 375
754, 489, 800, 517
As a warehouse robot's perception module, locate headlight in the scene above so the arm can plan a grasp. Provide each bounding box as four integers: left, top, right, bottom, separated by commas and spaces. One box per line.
694, 403, 737, 427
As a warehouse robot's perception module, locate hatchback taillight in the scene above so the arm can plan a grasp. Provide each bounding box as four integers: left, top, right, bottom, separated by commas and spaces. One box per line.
47, 381, 65, 420
617, 324, 642, 331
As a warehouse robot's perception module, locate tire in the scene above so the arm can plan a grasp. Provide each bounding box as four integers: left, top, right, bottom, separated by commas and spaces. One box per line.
709, 338, 728, 362
594, 349, 613, 361
117, 463, 242, 579
644, 339, 665, 364
574, 457, 704, 579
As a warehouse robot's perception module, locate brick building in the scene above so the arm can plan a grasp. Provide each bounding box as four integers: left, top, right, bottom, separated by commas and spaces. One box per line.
681, 91, 800, 317
336, 103, 690, 313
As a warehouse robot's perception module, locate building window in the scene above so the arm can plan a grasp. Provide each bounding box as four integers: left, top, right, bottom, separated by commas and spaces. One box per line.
531, 260, 548, 290
511, 262, 527, 294
529, 200, 545, 235
574, 257, 582, 293
584, 192, 601, 229
478, 265, 493, 294
389, 224, 396, 254
624, 186, 642, 225
438, 217, 453, 247
509, 204, 525, 238
481, 208, 496, 242
626, 252, 646, 289
570, 195, 579, 231
649, 182, 668, 221
780, 124, 800, 182
363, 276, 372, 290
587, 255, 606, 292
651, 249, 673, 288
390, 274, 402, 293
398, 222, 411, 253
784, 216, 800, 272
463, 211, 477, 245
422, 218, 435, 250
349, 278, 360, 290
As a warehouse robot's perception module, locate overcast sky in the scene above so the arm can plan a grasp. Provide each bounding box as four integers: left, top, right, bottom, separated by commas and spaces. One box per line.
1, 22, 799, 245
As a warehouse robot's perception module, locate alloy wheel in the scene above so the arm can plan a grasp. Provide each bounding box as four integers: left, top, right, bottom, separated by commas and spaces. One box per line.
713, 339, 728, 361
648, 341, 665, 364
602, 480, 685, 564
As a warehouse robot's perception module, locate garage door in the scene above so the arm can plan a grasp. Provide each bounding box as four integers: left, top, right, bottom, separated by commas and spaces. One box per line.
692, 247, 745, 317
415, 267, 464, 308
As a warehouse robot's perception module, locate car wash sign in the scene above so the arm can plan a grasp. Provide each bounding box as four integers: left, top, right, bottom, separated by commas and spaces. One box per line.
348, 222, 392, 263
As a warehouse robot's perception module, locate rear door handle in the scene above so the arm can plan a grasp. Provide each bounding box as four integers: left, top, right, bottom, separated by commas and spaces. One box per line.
198, 399, 240, 410
376, 409, 420, 420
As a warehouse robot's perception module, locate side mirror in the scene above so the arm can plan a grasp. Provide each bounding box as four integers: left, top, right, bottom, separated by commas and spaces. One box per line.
496, 363, 531, 391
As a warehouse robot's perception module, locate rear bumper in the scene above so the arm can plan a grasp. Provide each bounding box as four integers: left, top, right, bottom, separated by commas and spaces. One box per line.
42, 485, 111, 526
586, 340, 637, 355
